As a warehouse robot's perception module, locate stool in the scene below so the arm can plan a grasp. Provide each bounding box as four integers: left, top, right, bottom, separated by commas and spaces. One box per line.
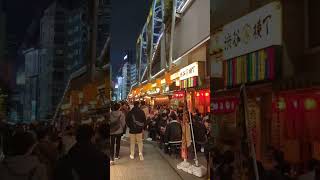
168, 142, 182, 159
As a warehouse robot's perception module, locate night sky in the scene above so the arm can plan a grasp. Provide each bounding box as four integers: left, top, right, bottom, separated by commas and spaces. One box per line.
110, 0, 152, 76
4, 0, 151, 77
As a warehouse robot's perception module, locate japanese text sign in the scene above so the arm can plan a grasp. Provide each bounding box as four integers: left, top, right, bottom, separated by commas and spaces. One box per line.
211, 2, 282, 61
211, 97, 239, 114
179, 62, 199, 80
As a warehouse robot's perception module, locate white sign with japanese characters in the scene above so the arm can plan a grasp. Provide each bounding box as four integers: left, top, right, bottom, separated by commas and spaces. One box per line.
211, 1, 282, 60
179, 62, 199, 80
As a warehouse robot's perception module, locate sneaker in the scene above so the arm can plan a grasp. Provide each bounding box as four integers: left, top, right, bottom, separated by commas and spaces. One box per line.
139, 153, 144, 161
130, 155, 134, 159
115, 156, 120, 160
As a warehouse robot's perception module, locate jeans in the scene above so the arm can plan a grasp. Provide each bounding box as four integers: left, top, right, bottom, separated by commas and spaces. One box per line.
130, 133, 143, 156
110, 134, 122, 161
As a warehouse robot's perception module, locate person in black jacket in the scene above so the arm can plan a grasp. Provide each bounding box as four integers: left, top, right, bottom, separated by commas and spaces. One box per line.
164, 112, 182, 154
164, 112, 182, 144
192, 114, 207, 152
126, 101, 146, 161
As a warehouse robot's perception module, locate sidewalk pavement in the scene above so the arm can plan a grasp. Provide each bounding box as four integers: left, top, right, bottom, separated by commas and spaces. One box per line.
148, 141, 208, 180
110, 139, 182, 180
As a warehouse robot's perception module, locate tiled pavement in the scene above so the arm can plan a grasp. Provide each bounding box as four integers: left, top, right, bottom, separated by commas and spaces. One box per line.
110, 140, 183, 180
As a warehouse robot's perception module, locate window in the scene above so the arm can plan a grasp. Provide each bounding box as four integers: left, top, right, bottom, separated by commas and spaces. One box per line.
306, 0, 320, 48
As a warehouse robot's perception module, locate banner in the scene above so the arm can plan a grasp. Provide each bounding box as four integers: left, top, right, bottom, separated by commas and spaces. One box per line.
210, 1, 282, 61
224, 47, 276, 87
211, 97, 239, 114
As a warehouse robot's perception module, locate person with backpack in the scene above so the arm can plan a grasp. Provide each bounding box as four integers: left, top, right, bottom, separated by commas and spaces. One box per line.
109, 102, 126, 165
126, 101, 146, 161
0, 131, 48, 180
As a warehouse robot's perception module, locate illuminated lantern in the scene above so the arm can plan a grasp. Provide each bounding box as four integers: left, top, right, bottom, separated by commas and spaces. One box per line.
205, 93, 209, 97
196, 93, 200, 97
304, 98, 317, 110
278, 97, 286, 110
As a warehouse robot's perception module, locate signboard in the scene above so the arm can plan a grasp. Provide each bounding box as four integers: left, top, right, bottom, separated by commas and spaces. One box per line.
210, 2, 282, 61
211, 97, 239, 114
179, 62, 199, 80
170, 72, 180, 80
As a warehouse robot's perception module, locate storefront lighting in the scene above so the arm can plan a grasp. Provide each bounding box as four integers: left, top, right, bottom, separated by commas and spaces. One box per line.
172, 36, 210, 64
152, 83, 157, 87
196, 93, 200, 97
161, 79, 166, 84
205, 93, 209, 97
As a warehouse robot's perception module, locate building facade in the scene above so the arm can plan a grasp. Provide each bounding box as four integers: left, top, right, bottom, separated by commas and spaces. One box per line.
39, 2, 68, 120
209, 0, 320, 168
66, 1, 89, 74
23, 48, 40, 121
0, 1, 5, 63
97, 0, 111, 57
121, 62, 130, 100
130, 63, 137, 85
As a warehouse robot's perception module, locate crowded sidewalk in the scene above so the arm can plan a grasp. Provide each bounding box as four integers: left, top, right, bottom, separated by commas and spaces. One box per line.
110, 139, 182, 180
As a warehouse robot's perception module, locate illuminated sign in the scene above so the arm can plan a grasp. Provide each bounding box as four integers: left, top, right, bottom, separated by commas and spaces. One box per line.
152, 83, 157, 87
170, 72, 180, 80
210, 2, 282, 61
161, 79, 166, 84
179, 62, 199, 80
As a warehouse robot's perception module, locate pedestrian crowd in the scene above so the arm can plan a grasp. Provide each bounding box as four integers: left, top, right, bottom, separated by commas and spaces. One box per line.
0, 119, 109, 180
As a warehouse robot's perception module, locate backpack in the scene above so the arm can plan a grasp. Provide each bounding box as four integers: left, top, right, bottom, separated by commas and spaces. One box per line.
110, 115, 121, 132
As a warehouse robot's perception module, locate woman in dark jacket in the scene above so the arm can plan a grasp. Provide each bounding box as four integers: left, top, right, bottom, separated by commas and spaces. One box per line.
164, 112, 182, 144
192, 115, 207, 152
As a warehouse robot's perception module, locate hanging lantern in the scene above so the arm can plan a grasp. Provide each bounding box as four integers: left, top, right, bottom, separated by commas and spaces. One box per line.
304, 98, 317, 110
278, 97, 286, 111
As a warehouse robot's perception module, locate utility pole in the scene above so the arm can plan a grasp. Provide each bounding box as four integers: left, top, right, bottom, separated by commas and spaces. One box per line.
88, 0, 98, 81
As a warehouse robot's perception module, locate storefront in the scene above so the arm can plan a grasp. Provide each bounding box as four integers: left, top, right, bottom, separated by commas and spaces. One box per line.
209, 2, 283, 164
272, 89, 320, 163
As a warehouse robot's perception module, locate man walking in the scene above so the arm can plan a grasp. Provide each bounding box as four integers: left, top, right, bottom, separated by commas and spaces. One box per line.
126, 101, 146, 160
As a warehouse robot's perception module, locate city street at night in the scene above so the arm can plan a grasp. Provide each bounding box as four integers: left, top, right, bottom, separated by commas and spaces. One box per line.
1, 0, 320, 180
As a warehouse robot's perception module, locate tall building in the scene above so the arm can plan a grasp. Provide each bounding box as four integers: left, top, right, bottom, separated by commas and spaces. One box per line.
121, 62, 130, 100
39, 2, 68, 120
116, 76, 123, 101
66, 1, 88, 74
23, 48, 40, 122
130, 63, 137, 85
0, 0, 5, 62
97, 0, 111, 57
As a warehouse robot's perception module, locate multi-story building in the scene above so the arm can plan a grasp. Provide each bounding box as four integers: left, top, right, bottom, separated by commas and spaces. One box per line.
130, 63, 137, 85
116, 76, 123, 101
97, 0, 111, 57
121, 62, 130, 100
66, 1, 88, 74
0, 0, 5, 63
39, 2, 68, 120
23, 48, 40, 121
